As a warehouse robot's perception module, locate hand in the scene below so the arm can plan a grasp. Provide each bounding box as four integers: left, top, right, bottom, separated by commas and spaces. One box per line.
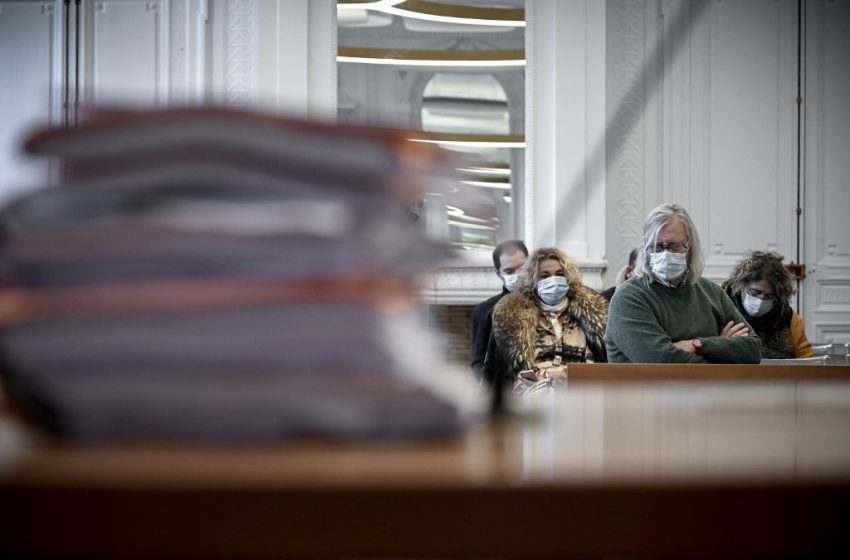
720, 321, 749, 338
545, 366, 569, 381
517, 369, 539, 384
517, 367, 568, 382
673, 339, 697, 353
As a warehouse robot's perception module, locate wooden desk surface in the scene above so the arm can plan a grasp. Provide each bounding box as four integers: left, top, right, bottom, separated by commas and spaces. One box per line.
2, 372, 850, 558
567, 362, 850, 381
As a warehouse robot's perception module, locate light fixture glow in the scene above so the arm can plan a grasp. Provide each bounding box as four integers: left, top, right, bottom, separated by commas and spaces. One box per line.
337, 0, 405, 9
379, 6, 525, 27
458, 166, 511, 177
337, 8, 370, 24
460, 180, 512, 190
447, 220, 496, 231
337, 56, 524, 68
411, 138, 525, 148
446, 204, 465, 217
446, 213, 493, 225
338, 1, 525, 28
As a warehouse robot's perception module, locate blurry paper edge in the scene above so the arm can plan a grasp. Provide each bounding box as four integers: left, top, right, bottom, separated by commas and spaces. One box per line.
379, 310, 484, 421
23, 107, 457, 181
760, 356, 829, 365
0, 277, 415, 325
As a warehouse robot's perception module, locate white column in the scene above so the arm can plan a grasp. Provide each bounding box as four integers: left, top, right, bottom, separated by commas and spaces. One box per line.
168, 0, 209, 106
256, 0, 336, 119
525, 0, 606, 267
803, 0, 850, 344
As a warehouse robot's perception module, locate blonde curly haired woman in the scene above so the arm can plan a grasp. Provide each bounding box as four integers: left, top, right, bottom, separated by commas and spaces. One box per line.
482, 247, 608, 393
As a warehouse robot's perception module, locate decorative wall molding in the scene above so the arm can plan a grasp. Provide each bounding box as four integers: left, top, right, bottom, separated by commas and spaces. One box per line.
224, 0, 256, 107
821, 284, 850, 306
0, 0, 63, 198
420, 261, 608, 305
812, 324, 850, 346
419, 266, 501, 305
608, 0, 648, 279
86, 0, 171, 106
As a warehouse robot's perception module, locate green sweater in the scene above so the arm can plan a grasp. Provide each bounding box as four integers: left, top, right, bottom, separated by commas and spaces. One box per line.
605, 276, 761, 363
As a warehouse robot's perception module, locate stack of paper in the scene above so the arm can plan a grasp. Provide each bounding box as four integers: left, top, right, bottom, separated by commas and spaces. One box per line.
0, 108, 462, 443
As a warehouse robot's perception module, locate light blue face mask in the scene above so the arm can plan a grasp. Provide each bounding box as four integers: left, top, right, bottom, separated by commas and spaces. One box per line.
743, 292, 774, 317
501, 272, 519, 292
649, 251, 688, 286
536, 276, 570, 305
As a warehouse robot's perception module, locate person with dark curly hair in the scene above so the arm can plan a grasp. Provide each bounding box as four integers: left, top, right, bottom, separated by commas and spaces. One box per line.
721, 251, 815, 359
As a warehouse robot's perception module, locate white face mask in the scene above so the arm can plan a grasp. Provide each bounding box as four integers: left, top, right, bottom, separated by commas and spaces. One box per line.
501, 272, 519, 292
649, 251, 688, 286
536, 276, 570, 305
743, 292, 774, 317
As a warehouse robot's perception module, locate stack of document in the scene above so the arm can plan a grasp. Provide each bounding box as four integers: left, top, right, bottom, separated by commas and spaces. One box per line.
0, 108, 461, 443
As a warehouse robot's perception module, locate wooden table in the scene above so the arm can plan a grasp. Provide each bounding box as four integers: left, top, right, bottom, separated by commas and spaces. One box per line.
2, 365, 850, 558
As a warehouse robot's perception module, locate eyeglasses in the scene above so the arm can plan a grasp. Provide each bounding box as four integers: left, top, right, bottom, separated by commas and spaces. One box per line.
746, 287, 777, 301
651, 241, 690, 254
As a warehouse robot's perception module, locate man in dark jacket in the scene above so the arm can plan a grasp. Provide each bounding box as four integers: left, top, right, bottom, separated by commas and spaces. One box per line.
600, 248, 638, 302
470, 240, 528, 381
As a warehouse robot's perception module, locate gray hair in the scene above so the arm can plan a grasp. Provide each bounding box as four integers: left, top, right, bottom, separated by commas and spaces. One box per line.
631, 203, 704, 285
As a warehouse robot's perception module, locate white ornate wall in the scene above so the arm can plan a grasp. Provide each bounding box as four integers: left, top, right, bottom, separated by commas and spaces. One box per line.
605, 0, 662, 280
0, 0, 208, 200
526, 0, 607, 264
419, 254, 608, 305
1, 0, 848, 334
0, 0, 64, 200
209, 0, 335, 117
605, 0, 850, 343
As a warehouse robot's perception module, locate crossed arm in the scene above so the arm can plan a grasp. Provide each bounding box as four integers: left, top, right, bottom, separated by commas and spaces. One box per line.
606, 281, 762, 364
672, 320, 749, 353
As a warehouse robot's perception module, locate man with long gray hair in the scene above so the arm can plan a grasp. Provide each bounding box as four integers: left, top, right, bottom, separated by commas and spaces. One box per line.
604, 203, 761, 363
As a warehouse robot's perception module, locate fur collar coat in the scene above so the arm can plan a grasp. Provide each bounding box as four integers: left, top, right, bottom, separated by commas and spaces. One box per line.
483, 285, 608, 383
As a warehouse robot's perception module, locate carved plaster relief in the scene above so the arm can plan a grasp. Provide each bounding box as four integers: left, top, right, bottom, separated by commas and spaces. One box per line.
421, 263, 607, 305
609, 0, 647, 271
224, 0, 256, 107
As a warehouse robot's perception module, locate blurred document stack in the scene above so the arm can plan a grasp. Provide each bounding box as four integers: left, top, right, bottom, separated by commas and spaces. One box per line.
0, 108, 461, 442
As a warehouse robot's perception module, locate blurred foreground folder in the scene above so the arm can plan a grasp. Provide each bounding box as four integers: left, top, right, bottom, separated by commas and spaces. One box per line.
0, 108, 467, 443
23, 107, 451, 194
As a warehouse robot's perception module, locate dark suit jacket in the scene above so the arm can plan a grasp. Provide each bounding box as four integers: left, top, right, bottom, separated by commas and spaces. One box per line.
470, 288, 509, 381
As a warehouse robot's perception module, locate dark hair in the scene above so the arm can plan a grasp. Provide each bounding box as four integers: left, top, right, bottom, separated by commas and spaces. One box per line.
628, 247, 638, 268
492, 240, 529, 271
721, 250, 795, 303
